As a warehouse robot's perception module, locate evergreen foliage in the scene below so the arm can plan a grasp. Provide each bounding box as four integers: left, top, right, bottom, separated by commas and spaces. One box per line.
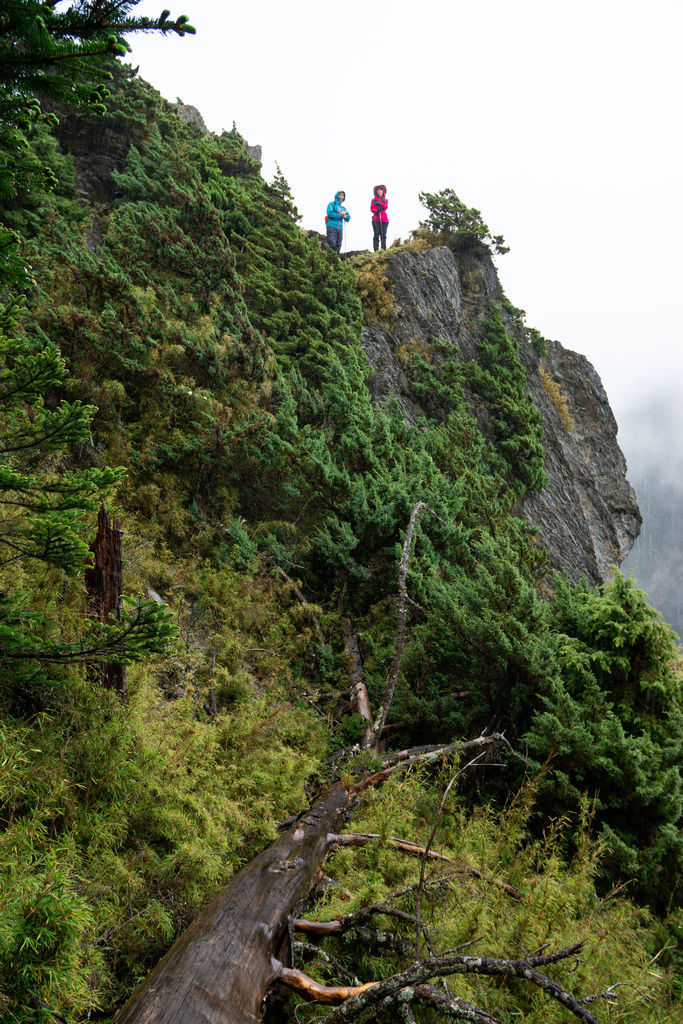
528, 572, 683, 910
0, 47, 680, 1022
418, 187, 510, 255
0, 292, 175, 720
0, 1, 194, 201
465, 306, 548, 494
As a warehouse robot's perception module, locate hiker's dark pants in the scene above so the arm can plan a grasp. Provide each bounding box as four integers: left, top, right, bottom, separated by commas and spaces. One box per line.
373, 220, 388, 251
326, 224, 343, 253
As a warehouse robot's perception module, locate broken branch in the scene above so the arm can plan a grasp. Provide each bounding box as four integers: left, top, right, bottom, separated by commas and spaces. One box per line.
316, 942, 599, 1024
369, 501, 427, 746
277, 967, 379, 1005
330, 832, 452, 861
412, 984, 503, 1023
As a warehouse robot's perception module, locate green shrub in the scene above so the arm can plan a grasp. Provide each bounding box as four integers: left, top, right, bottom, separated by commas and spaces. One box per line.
527, 572, 683, 910
418, 187, 509, 256
292, 769, 678, 1023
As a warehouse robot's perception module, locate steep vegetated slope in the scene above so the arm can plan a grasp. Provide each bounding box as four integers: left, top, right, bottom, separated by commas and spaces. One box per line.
357, 243, 642, 584
0, 64, 681, 1022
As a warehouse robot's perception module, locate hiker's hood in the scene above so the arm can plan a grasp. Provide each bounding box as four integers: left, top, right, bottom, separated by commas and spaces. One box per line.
335, 190, 346, 202
373, 185, 387, 196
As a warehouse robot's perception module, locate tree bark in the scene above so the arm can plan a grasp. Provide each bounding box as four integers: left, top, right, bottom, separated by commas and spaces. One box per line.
344, 619, 373, 745
85, 503, 126, 701
113, 736, 520, 1024
113, 783, 351, 1024
370, 501, 426, 746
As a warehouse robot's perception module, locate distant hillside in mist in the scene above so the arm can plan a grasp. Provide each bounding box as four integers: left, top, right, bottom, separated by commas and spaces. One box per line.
620, 398, 682, 638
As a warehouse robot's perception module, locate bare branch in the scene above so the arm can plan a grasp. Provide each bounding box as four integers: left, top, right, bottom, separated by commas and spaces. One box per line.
459, 865, 524, 901
580, 980, 660, 1013
411, 983, 501, 1024
208, 651, 217, 718
346, 733, 524, 806
413, 984, 503, 1023
293, 900, 426, 954
580, 983, 623, 1005
316, 943, 600, 1024
369, 501, 427, 746
329, 732, 528, 789
277, 967, 379, 1005
415, 752, 490, 957
380, 732, 530, 770
330, 832, 452, 861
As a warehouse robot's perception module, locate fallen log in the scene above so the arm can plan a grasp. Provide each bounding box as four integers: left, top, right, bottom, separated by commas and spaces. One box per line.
113, 735, 517, 1024
113, 782, 351, 1024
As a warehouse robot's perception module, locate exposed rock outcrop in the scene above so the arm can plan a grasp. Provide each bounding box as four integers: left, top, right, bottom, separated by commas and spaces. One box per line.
174, 102, 208, 133
245, 143, 262, 163
50, 94, 260, 204
45, 79, 639, 586
360, 246, 641, 584
48, 105, 135, 204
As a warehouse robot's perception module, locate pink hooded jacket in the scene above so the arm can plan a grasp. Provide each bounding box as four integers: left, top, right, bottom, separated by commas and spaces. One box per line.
371, 185, 389, 223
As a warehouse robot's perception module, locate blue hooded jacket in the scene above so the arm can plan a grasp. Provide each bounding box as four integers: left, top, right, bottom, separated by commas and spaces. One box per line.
326, 190, 350, 230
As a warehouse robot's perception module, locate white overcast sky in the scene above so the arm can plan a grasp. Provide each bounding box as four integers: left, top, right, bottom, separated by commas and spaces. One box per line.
126, 0, 683, 473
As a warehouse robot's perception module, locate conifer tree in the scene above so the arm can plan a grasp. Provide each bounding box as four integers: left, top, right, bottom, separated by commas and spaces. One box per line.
0, 3, 187, 706
0, 295, 175, 713
0, 1, 195, 199
418, 186, 509, 255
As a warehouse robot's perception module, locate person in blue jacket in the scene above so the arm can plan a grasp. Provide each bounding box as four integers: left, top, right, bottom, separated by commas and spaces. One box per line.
326, 190, 350, 253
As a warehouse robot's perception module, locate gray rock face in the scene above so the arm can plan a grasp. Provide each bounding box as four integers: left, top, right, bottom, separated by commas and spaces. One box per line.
49, 106, 134, 204
360, 245, 641, 584
522, 338, 641, 583
174, 103, 208, 133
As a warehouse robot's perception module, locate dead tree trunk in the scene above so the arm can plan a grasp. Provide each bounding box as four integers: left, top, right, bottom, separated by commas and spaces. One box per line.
113, 782, 351, 1024
85, 503, 126, 702
344, 619, 373, 746
113, 737, 518, 1024
369, 501, 426, 747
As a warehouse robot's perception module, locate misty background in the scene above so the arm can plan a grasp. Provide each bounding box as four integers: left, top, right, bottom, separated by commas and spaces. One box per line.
124, 0, 682, 636
620, 403, 682, 635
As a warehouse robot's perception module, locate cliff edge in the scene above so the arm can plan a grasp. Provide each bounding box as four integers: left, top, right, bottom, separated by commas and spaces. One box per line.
360, 245, 641, 584
48, 80, 640, 587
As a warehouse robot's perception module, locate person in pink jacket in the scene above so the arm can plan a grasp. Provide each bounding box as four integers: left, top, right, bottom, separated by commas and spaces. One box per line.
370, 184, 388, 251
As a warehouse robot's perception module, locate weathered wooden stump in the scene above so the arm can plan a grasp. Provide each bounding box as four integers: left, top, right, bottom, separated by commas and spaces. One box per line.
85, 503, 126, 701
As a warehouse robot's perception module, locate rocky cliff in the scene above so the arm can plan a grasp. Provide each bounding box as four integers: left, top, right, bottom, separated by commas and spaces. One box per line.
49, 82, 640, 587
360, 245, 641, 584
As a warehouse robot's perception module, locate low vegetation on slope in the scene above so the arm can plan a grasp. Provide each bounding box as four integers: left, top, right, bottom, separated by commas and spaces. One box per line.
0, 34, 680, 1024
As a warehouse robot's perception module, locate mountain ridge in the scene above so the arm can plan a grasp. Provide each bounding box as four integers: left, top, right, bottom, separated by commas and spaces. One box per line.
1, 62, 680, 1023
